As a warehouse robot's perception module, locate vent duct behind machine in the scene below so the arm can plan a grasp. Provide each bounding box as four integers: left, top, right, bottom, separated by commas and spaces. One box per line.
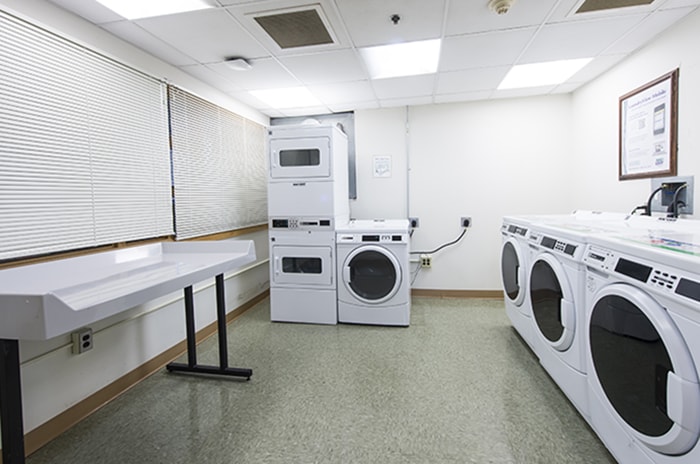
253, 7, 335, 49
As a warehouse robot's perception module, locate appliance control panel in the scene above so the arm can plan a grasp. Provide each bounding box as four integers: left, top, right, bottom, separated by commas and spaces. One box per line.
270, 217, 333, 230
337, 233, 408, 244
583, 244, 700, 303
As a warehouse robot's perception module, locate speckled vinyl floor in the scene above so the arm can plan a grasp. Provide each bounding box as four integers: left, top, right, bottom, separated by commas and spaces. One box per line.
27, 297, 616, 464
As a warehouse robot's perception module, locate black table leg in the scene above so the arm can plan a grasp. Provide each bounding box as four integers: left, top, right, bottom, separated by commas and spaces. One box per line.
166, 275, 252, 380
1, 338, 26, 464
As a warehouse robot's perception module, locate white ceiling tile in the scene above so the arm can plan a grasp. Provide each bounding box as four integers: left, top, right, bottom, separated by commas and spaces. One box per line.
565, 54, 627, 84
440, 29, 537, 72
436, 67, 510, 94
492, 85, 558, 99
134, 9, 269, 64
519, 15, 645, 63
551, 82, 585, 94
328, 100, 380, 113
336, 0, 445, 47
279, 50, 367, 84
49, 0, 124, 24
605, 6, 695, 54
371, 75, 435, 99
445, 0, 560, 35
307, 81, 376, 105
178, 64, 243, 93
660, 0, 700, 8
207, 58, 299, 90
380, 96, 433, 108
434, 90, 494, 104
100, 21, 198, 66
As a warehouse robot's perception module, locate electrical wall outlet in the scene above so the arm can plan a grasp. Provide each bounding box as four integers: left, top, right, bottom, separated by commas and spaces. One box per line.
650, 176, 694, 214
460, 216, 472, 228
420, 254, 432, 268
71, 328, 93, 354
409, 217, 420, 228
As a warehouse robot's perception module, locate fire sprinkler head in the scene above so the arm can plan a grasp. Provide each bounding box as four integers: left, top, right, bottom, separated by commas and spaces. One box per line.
488, 0, 516, 15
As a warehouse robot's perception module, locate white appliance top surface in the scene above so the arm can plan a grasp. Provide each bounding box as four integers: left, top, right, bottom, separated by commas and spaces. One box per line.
588, 229, 700, 272
337, 219, 409, 234
0, 241, 256, 340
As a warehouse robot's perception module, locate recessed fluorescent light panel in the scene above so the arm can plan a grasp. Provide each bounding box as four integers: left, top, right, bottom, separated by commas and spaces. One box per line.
250, 87, 321, 109
360, 39, 441, 80
498, 58, 593, 89
96, 0, 213, 20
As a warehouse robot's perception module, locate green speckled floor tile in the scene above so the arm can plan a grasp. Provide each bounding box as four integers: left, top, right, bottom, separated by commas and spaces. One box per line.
27, 297, 615, 464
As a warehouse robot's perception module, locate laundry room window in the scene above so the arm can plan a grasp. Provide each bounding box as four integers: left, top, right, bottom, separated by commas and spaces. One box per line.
0, 10, 173, 261
168, 86, 267, 240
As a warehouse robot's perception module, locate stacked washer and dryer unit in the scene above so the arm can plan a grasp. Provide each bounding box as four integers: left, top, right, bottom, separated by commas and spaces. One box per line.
502, 213, 700, 464
267, 124, 349, 325
267, 124, 411, 326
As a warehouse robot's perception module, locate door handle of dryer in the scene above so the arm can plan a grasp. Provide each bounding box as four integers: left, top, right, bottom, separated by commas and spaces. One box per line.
274, 256, 280, 275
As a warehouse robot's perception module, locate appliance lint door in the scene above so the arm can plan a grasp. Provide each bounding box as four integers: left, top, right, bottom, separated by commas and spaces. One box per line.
272, 246, 333, 287
588, 283, 700, 455
270, 137, 331, 179
342, 245, 401, 304
529, 253, 576, 351
501, 236, 527, 309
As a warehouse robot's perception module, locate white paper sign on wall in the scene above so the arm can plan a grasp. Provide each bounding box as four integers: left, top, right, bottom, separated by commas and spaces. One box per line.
373, 155, 391, 178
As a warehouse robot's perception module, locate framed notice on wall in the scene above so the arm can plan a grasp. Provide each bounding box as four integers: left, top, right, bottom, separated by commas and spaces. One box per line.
619, 69, 678, 180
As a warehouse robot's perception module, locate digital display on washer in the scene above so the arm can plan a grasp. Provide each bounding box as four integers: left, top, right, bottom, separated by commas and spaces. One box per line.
676, 278, 700, 303
362, 235, 380, 242
541, 236, 557, 249
614, 258, 652, 283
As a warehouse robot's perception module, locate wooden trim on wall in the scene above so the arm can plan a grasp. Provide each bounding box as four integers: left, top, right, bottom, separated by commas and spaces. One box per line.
411, 289, 503, 299
21, 290, 269, 459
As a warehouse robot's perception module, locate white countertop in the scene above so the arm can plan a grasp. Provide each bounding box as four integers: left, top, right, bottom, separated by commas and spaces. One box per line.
0, 241, 256, 340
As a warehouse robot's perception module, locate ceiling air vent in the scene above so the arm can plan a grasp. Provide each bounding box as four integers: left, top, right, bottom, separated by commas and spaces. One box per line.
576, 0, 654, 14
253, 7, 334, 49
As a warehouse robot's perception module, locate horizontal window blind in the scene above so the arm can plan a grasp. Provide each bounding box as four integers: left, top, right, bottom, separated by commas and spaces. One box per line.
0, 11, 173, 261
169, 86, 267, 240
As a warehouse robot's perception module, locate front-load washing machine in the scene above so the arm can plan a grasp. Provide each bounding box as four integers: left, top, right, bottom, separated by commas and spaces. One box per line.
583, 228, 700, 464
524, 213, 633, 419
336, 219, 410, 326
501, 216, 536, 351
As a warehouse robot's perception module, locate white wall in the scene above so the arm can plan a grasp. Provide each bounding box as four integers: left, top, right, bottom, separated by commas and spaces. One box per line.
352, 8, 700, 292
353, 96, 574, 290
571, 7, 700, 215
0, 0, 271, 445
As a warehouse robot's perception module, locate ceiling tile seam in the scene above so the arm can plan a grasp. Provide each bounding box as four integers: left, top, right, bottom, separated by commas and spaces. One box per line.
431, 0, 452, 104
328, 0, 379, 106
509, 0, 569, 67
595, 9, 657, 57
120, 21, 202, 65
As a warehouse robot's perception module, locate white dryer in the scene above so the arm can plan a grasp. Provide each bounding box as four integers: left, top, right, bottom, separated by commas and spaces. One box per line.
501, 216, 536, 351
269, 220, 337, 325
268, 123, 349, 222
583, 228, 700, 464
336, 219, 410, 326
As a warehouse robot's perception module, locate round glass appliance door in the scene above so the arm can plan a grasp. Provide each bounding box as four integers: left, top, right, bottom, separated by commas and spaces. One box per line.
588, 283, 700, 454
501, 238, 526, 306
529, 253, 575, 350
343, 246, 401, 304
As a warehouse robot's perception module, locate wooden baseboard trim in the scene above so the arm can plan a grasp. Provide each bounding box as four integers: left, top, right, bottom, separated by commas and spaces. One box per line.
21, 290, 269, 459
411, 289, 503, 299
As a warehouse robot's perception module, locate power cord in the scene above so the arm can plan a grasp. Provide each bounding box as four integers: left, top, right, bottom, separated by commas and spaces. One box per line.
410, 229, 467, 255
